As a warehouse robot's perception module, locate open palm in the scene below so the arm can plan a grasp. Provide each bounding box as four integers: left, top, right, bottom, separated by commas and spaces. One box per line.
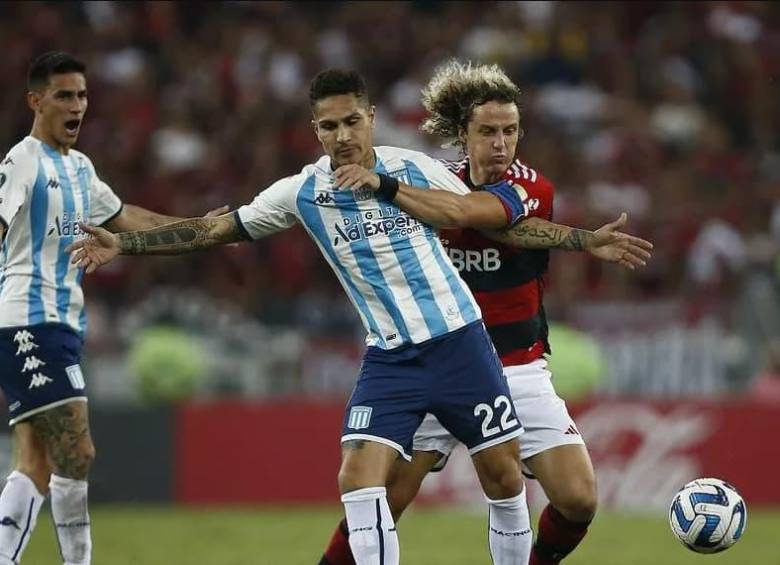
67, 224, 121, 273
589, 213, 653, 270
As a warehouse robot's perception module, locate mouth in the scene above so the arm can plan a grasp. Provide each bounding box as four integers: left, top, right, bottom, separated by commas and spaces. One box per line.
64, 119, 81, 136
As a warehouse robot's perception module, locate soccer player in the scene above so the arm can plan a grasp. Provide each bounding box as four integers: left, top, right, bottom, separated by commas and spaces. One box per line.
0, 51, 225, 565
69, 69, 647, 565
320, 61, 649, 565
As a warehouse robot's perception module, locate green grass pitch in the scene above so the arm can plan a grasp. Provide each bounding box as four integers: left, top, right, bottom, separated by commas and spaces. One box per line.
26, 506, 778, 564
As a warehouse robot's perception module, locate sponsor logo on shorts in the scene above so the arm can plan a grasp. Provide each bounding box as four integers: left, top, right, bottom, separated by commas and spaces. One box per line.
564, 425, 580, 435
28, 372, 52, 389
65, 365, 86, 390
347, 406, 372, 430
13, 330, 37, 356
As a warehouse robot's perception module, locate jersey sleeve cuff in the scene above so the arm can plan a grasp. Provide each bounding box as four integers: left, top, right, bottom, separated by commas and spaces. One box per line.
99, 202, 124, 226
233, 210, 254, 241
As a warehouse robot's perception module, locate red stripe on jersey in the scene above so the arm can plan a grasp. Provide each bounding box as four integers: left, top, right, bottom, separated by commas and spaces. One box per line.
500, 341, 546, 366
474, 280, 540, 327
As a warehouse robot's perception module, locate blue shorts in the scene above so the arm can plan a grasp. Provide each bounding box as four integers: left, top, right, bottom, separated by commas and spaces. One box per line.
342, 321, 523, 460
0, 323, 87, 426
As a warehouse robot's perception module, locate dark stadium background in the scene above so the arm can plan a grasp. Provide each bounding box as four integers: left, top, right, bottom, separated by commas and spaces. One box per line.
0, 2, 778, 563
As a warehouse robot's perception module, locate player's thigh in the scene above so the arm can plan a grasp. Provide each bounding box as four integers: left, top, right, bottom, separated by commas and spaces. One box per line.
470, 437, 523, 499
386, 449, 443, 520
339, 439, 400, 492
524, 443, 597, 515
29, 400, 94, 480
425, 323, 522, 456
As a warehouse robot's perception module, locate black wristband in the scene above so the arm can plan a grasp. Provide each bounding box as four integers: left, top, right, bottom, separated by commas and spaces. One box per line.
376, 174, 399, 201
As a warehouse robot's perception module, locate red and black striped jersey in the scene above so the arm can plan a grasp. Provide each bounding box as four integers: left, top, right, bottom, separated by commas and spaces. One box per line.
441, 157, 554, 366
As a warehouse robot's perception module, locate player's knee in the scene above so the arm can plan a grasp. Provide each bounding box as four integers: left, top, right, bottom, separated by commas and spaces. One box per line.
16, 464, 51, 495
483, 461, 524, 499
52, 439, 95, 481
554, 479, 598, 523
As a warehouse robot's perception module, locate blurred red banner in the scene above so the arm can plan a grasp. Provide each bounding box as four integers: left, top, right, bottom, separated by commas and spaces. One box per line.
174, 399, 780, 509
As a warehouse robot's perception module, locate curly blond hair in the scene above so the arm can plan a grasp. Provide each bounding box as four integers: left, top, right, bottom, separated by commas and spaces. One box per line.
420, 60, 522, 147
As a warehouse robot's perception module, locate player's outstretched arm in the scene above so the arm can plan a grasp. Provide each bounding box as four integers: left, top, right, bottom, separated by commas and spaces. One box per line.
334, 164, 512, 229
67, 213, 245, 273
487, 213, 654, 270
103, 204, 230, 232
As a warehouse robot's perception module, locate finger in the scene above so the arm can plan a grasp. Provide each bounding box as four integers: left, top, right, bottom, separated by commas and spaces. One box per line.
623, 234, 653, 249
623, 244, 652, 261
608, 212, 628, 230
65, 240, 85, 253
621, 252, 647, 268
205, 205, 229, 217
78, 222, 100, 235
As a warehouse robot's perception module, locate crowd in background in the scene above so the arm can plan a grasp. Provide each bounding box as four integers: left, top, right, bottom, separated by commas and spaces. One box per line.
1, 2, 778, 398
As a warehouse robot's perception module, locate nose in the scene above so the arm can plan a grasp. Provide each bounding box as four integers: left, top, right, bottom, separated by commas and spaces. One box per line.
337, 124, 351, 143
492, 133, 506, 149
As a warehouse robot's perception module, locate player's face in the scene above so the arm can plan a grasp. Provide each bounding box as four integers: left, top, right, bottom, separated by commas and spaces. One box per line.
313, 94, 375, 169
462, 101, 520, 183
28, 72, 88, 150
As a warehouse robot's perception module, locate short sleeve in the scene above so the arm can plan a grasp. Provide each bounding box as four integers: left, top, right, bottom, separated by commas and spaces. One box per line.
87, 163, 123, 225
235, 176, 300, 240
0, 153, 35, 230
504, 161, 554, 220
406, 154, 471, 195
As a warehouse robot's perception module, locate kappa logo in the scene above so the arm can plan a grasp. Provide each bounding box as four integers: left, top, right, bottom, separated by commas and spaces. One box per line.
1, 157, 12, 166
314, 192, 335, 205
0, 172, 6, 190
46, 178, 60, 190
28, 372, 53, 389
21, 356, 46, 373
347, 406, 372, 430
13, 330, 38, 356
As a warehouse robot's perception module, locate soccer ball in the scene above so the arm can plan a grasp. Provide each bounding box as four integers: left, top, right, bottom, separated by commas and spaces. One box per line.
669, 478, 747, 553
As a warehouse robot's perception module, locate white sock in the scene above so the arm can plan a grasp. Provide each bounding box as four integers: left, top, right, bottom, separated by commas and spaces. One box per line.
341, 487, 399, 565
49, 474, 91, 565
0, 471, 45, 564
487, 488, 533, 565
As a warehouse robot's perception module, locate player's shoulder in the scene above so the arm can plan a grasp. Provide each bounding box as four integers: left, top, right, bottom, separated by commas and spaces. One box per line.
505, 157, 554, 192
66, 148, 95, 171
375, 146, 438, 166
1, 138, 42, 183
439, 157, 468, 178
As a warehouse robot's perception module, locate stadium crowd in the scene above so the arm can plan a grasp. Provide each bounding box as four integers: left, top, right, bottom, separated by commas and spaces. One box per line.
0, 1, 777, 395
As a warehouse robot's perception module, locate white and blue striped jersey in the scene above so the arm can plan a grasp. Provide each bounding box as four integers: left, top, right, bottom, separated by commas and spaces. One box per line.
0, 136, 122, 334
236, 146, 485, 349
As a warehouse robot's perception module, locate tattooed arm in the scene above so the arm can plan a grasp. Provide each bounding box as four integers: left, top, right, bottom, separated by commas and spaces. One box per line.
67, 213, 246, 273
486, 213, 654, 270
486, 217, 594, 250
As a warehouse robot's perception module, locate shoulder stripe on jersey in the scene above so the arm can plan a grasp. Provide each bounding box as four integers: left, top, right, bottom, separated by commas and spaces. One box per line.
403, 159, 478, 325
295, 174, 388, 347
45, 146, 76, 326
27, 161, 48, 325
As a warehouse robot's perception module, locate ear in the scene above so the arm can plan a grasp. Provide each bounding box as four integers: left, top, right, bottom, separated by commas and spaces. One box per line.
27, 90, 42, 113
458, 127, 467, 146
368, 105, 376, 128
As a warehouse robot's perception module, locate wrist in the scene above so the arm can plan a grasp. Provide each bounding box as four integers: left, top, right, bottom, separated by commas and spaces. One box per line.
376, 174, 399, 201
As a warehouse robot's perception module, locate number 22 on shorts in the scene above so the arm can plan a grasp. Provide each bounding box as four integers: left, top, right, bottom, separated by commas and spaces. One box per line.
474, 395, 518, 438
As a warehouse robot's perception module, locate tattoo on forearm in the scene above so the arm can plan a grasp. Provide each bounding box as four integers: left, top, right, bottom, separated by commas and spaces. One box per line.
118, 217, 241, 255
504, 222, 594, 251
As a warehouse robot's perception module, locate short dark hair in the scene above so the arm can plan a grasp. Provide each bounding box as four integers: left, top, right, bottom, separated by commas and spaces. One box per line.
309, 69, 369, 108
28, 51, 86, 91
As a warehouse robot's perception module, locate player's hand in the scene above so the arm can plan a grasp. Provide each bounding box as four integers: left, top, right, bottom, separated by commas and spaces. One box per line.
333, 164, 381, 191
66, 224, 121, 274
204, 205, 230, 218
589, 213, 653, 270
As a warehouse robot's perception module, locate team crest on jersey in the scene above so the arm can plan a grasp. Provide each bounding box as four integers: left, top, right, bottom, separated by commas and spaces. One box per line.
347, 406, 372, 430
